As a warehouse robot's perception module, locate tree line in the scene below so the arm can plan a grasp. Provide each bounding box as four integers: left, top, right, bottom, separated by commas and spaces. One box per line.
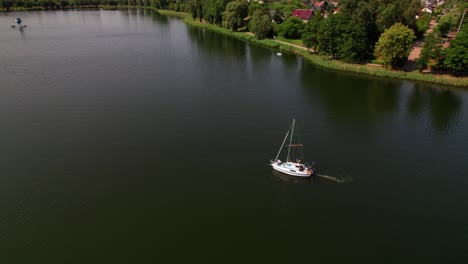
2, 0, 466, 74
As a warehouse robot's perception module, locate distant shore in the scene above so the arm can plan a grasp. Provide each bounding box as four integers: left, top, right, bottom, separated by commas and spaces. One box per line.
7, 6, 466, 88
156, 10, 467, 88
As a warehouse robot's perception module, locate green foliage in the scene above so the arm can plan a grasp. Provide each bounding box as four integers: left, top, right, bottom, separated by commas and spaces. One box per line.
200, 0, 227, 25
416, 12, 433, 38
247, 0, 263, 16
248, 9, 272, 40
313, 12, 370, 62
301, 11, 322, 52
444, 29, 468, 73
316, 13, 349, 59
336, 19, 369, 62
375, 0, 419, 33
184, 15, 279, 48
436, 15, 455, 36
1, 0, 14, 10
417, 32, 444, 72
375, 23, 416, 68
278, 16, 304, 39
222, 0, 248, 31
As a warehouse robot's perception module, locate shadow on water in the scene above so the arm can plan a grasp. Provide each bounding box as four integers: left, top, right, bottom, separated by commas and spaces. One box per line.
429, 88, 462, 134
299, 62, 400, 124
407, 84, 462, 134
299, 61, 463, 134
186, 27, 247, 59
271, 170, 315, 184
407, 84, 427, 119
118, 8, 168, 23
148, 9, 169, 24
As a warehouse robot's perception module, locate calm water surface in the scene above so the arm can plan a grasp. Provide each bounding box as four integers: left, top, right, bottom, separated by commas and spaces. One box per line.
1, 9, 468, 263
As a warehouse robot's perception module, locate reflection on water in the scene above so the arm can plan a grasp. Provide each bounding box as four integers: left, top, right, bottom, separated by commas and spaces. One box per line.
407, 84, 462, 134
186, 26, 283, 66
271, 170, 315, 184
300, 63, 400, 123
187, 27, 247, 58
299, 62, 463, 134
148, 9, 169, 24
272, 168, 353, 184
1, 10, 467, 262
119, 8, 169, 24
407, 84, 427, 120
428, 88, 462, 134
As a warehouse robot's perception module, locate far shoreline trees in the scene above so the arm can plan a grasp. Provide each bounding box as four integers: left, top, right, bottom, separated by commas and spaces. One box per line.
2, 0, 466, 75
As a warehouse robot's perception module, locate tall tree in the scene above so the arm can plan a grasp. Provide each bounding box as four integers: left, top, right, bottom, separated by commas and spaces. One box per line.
376, 0, 419, 33
302, 11, 323, 52
336, 19, 369, 62
436, 15, 455, 36
248, 9, 273, 40
339, 0, 379, 52
444, 29, 468, 74
278, 16, 304, 39
317, 13, 348, 59
222, 0, 248, 31
374, 23, 416, 68
417, 32, 444, 72
1, 0, 14, 10
201, 0, 227, 25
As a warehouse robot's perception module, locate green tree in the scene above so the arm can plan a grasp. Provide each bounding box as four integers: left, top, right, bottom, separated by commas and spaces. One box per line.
59, 0, 69, 7
336, 19, 369, 62
1, 0, 14, 10
317, 13, 348, 58
375, 0, 419, 33
417, 32, 444, 72
436, 15, 455, 36
248, 10, 273, 40
24, 0, 34, 8
338, 0, 380, 54
375, 23, 416, 68
201, 0, 227, 25
444, 29, 468, 73
222, 0, 248, 31
278, 16, 304, 39
248, 0, 264, 16
302, 11, 323, 52
416, 12, 433, 38
189, 0, 201, 20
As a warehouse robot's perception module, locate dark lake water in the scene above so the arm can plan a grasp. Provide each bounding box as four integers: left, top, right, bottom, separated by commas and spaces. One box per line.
1, 9, 468, 263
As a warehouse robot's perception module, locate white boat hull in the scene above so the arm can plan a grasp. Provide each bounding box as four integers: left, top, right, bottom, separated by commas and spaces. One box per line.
270, 162, 312, 177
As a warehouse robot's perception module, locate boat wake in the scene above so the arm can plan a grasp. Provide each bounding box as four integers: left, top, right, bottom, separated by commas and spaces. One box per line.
315, 174, 353, 183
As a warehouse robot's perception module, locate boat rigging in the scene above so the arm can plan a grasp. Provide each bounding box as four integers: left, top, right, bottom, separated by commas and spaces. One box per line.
270, 119, 316, 177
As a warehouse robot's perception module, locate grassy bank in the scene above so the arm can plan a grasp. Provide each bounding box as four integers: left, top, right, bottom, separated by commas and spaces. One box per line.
182, 16, 280, 49
296, 49, 468, 87
157, 10, 467, 88
276, 36, 304, 46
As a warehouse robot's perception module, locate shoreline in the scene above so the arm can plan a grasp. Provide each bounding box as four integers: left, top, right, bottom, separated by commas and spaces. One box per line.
157, 9, 467, 88
7, 7, 467, 88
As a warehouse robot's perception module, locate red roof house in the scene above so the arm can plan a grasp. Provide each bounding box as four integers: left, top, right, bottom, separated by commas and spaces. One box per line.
292, 9, 313, 21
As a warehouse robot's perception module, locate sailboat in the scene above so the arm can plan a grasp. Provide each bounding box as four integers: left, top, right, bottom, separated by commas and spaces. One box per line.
270, 119, 316, 177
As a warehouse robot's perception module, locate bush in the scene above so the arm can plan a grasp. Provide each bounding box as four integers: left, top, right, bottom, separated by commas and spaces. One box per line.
278, 16, 304, 39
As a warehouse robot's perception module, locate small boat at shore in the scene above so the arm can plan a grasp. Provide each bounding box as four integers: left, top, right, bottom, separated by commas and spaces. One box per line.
270, 119, 316, 177
12, 17, 27, 29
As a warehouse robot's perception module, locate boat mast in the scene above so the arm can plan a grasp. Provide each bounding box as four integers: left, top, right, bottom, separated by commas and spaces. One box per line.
286, 119, 295, 162
274, 131, 289, 161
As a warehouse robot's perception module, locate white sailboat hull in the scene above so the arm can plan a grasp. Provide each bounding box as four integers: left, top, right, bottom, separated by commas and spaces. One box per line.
270, 162, 312, 177
270, 119, 316, 178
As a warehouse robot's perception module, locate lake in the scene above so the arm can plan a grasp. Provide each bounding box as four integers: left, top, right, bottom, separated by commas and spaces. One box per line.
1, 9, 467, 263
